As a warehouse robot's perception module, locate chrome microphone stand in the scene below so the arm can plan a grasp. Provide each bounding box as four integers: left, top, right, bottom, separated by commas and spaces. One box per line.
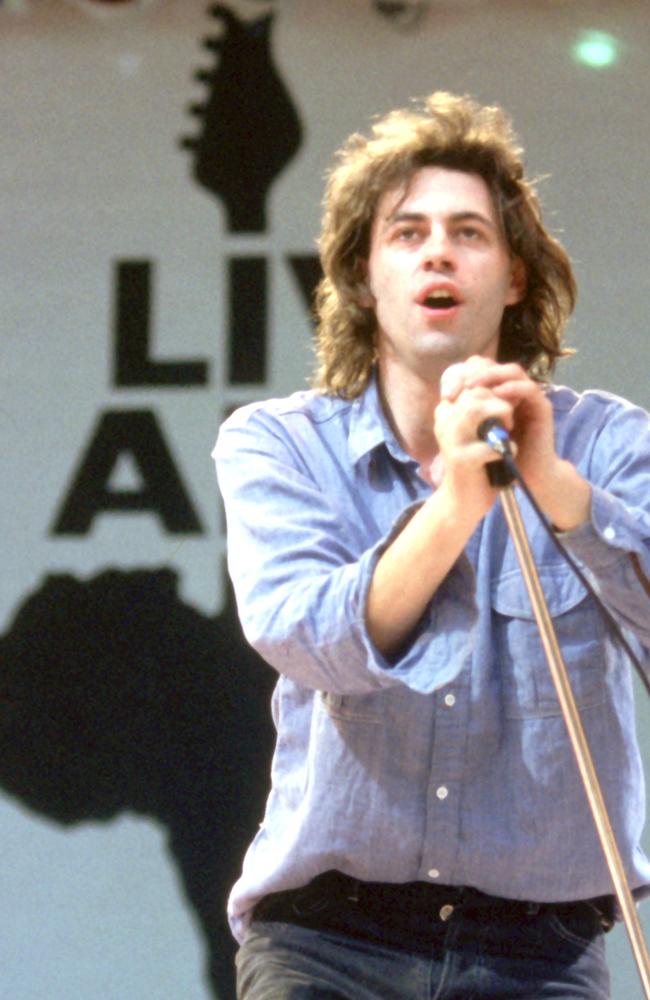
484, 428, 650, 997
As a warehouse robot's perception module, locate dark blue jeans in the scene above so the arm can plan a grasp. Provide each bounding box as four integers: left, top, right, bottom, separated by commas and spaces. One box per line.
236, 875, 611, 999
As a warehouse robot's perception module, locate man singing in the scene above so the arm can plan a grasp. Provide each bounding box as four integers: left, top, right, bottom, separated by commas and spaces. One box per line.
214, 91, 650, 999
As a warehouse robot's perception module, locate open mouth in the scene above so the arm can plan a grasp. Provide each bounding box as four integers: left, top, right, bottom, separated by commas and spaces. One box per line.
422, 291, 459, 310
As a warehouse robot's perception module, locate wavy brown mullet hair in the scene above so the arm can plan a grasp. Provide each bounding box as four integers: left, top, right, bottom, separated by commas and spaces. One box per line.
312, 91, 576, 399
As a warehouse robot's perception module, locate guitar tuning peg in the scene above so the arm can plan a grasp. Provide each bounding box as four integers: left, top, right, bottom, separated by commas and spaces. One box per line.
178, 136, 198, 152
208, 2, 231, 18
187, 102, 207, 117
203, 37, 222, 53
194, 69, 214, 84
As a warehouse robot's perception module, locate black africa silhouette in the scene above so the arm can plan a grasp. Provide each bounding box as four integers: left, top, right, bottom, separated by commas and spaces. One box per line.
0, 568, 276, 999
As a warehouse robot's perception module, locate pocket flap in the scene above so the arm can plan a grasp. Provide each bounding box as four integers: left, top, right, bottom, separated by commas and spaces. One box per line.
492, 564, 589, 620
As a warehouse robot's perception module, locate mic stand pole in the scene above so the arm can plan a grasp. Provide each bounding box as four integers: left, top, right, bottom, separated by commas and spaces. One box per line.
497, 480, 650, 997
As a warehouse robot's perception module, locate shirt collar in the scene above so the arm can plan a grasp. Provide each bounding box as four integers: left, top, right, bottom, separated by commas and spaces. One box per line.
347, 368, 413, 468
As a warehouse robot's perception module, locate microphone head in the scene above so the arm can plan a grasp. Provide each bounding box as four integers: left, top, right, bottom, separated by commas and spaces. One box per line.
478, 419, 516, 488
477, 417, 512, 455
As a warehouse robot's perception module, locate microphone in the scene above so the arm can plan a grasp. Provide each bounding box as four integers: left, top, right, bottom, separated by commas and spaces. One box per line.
478, 418, 516, 488
477, 417, 512, 457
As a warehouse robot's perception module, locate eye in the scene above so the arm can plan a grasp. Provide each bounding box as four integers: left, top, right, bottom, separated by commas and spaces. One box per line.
393, 225, 423, 243
456, 224, 488, 243
395, 226, 419, 243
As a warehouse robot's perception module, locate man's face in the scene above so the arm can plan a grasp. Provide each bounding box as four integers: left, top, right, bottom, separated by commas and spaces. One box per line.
362, 166, 524, 385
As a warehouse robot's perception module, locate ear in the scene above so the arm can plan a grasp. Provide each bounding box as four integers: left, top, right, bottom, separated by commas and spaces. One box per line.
506, 257, 527, 306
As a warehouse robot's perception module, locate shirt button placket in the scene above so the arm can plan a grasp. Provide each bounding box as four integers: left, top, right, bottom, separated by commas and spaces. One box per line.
422, 684, 468, 881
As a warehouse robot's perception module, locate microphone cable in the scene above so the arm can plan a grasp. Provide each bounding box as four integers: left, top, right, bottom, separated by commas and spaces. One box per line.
478, 418, 650, 698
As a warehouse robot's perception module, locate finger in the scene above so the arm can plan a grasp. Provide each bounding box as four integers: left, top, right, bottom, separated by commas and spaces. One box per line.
439, 363, 467, 401
459, 385, 516, 427
436, 390, 515, 442
444, 440, 514, 477
439, 357, 498, 401
486, 379, 551, 422
463, 362, 529, 389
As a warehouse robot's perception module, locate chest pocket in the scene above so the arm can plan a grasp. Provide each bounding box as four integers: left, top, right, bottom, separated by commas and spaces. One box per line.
320, 689, 386, 724
491, 565, 608, 719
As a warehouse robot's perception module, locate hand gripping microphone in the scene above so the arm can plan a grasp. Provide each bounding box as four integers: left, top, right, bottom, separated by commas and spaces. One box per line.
439, 365, 516, 489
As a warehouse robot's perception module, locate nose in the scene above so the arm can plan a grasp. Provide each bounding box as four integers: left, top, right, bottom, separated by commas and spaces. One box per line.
422, 225, 455, 271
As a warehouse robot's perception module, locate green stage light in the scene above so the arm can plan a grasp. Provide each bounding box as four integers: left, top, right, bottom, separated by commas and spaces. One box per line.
572, 30, 620, 69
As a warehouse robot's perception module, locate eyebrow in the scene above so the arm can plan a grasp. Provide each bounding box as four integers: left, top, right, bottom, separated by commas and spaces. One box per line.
384, 209, 497, 231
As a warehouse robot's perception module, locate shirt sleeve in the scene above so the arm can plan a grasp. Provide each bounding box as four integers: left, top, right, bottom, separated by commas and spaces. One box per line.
213, 405, 477, 695
559, 393, 650, 649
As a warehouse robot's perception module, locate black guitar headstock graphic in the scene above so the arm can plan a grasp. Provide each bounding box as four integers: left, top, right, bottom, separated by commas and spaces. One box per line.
181, 3, 304, 232
0, 568, 276, 999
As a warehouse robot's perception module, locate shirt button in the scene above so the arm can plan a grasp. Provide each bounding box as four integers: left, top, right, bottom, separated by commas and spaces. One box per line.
439, 904, 455, 922
428, 868, 440, 879
436, 785, 449, 800
603, 525, 616, 541
444, 693, 456, 707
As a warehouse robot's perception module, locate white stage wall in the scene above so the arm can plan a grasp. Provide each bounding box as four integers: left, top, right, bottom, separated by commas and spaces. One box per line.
1, 1, 649, 997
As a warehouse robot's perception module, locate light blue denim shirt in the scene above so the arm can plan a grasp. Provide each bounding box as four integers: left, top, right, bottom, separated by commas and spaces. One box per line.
213, 374, 650, 944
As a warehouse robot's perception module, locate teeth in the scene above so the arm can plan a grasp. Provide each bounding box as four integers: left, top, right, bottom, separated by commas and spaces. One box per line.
425, 290, 456, 306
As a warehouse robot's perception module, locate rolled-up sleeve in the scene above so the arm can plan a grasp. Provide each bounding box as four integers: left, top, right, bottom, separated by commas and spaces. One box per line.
214, 404, 477, 695
558, 391, 650, 649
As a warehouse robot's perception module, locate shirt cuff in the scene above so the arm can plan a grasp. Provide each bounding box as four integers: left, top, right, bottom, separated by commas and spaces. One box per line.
357, 501, 479, 695
559, 485, 648, 570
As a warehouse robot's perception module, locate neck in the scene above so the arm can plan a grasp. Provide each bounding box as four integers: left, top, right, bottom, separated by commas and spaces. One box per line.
377, 362, 442, 469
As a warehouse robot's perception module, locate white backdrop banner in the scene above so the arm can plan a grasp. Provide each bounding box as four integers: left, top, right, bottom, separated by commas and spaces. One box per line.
1, 2, 649, 998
